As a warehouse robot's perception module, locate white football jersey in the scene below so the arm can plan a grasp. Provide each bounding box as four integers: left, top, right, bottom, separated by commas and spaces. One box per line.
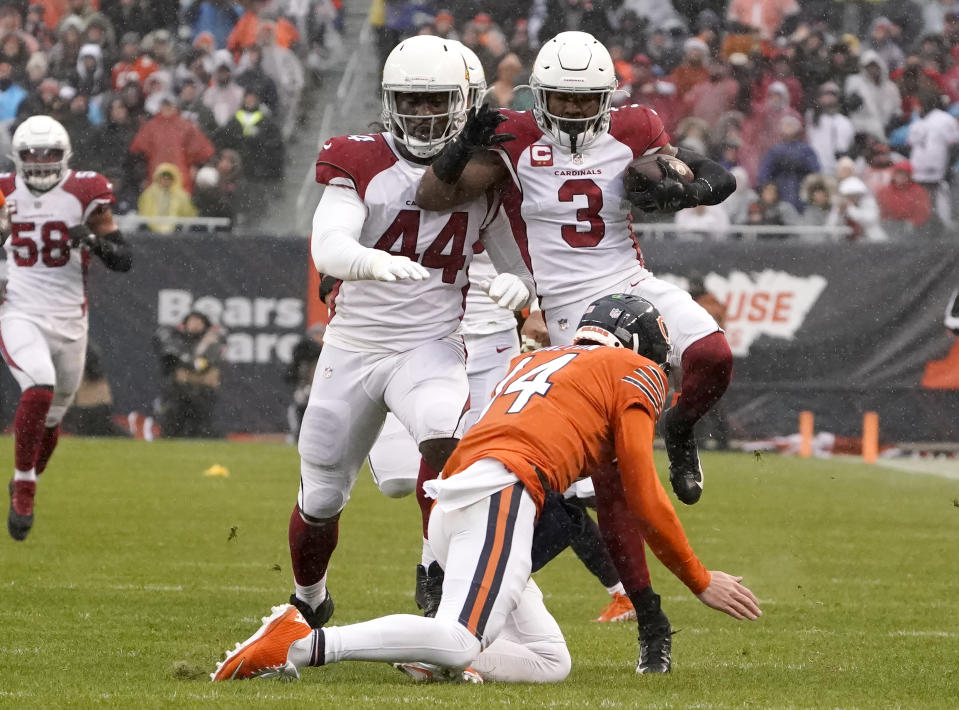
0, 170, 114, 321
315, 133, 498, 352
496, 106, 669, 311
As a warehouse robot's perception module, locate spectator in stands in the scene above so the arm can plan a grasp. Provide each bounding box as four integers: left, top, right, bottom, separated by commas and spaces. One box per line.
177, 75, 218, 136
236, 44, 279, 114
227, 1, 298, 55
118, 75, 147, 125
908, 90, 959, 225
130, 93, 215, 193
726, 0, 799, 40
861, 141, 897, 195
829, 176, 888, 241
755, 51, 803, 112
214, 87, 285, 192
792, 29, 831, 98
684, 59, 739, 125
153, 311, 225, 439
83, 13, 117, 63
62, 91, 98, 163
622, 54, 680, 134
723, 165, 756, 224
15, 75, 63, 121
758, 115, 821, 211
1, 28, 32, 80
740, 81, 801, 184
7, 4, 41, 52
674, 202, 731, 240
747, 182, 802, 237
93, 95, 140, 183
103, 165, 138, 216
845, 50, 901, 140
110, 32, 148, 90
800, 174, 838, 226
138, 162, 198, 234
256, 19, 304, 140
73, 42, 108, 98
203, 49, 244, 127
487, 52, 530, 110
867, 16, 905, 72
185, 0, 240, 49
48, 14, 84, 80
103, 0, 154, 41
805, 81, 855, 176
668, 37, 710, 95
877, 160, 934, 236
0, 60, 27, 119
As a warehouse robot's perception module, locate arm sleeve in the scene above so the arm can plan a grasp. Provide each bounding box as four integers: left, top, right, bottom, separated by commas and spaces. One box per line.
675, 146, 738, 205
480, 207, 536, 308
92, 230, 133, 272
613, 406, 711, 594
310, 184, 378, 280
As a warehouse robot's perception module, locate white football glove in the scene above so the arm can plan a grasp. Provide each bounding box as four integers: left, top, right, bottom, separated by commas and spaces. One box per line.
481, 273, 530, 311
364, 250, 430, 282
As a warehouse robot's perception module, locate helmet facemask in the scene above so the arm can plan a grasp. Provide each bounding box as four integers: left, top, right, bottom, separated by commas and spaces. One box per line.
530, 82, 615, 153
383, 86, 468, 159
14, 147, 70, 192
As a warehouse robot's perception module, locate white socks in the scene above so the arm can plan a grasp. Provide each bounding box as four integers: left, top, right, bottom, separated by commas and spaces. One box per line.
605, 582, 626, 597
295, 574, 327, 611
13, 468, 36, 483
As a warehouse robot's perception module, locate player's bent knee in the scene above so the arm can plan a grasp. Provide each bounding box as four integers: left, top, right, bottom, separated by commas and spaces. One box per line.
300, 486, 348, 520
418, 437, 458, 473
433, 619, 482, 669
377, 478, 416, 498
531, 641, 572, 682
297, 404, 348, 466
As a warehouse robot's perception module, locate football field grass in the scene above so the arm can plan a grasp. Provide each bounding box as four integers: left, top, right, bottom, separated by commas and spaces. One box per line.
1, 437, 957, 709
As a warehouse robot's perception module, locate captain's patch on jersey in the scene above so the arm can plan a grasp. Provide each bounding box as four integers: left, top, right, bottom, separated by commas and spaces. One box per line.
530, 145, 553, 167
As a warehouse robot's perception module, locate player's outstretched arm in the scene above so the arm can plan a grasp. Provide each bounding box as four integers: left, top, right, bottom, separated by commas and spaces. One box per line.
311, 185, 428, 282
76, 206, 132, 272
416, 106, 512, 211
673, 146, 737, 206
696, 571, 761, 620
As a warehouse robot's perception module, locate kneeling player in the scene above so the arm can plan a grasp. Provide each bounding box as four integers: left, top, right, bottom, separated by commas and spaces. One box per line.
211, 294, 760, 683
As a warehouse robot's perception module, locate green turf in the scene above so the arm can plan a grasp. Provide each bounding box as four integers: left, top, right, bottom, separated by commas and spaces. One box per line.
1, 437, 957, 709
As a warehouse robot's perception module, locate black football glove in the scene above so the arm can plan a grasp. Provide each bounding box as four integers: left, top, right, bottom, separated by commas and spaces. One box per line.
460, 104, 515, 152
432, 105, 515, 184
629, 157, 707, 213
68, 224, 96, 249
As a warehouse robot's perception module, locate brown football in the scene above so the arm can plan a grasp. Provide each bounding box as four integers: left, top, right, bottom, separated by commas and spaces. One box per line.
624, 154, 694, 192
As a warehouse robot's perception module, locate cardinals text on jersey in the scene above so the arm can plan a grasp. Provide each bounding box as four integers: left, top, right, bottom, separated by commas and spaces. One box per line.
495, 106, 669, 311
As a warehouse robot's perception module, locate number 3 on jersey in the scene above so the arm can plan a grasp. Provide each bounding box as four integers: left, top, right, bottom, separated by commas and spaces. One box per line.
374, 209, 467, 284
485, 353, 579, 415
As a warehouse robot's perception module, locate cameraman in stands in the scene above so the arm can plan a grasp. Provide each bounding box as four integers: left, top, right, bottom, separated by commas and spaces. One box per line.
153, 311, 225, 438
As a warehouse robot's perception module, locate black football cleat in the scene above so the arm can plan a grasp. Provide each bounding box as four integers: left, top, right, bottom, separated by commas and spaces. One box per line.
414, 562, 444, 618
288, 590, 334, 629
636, 609, 674, 674
661, 406, 704, 505
8, 479, 36, 541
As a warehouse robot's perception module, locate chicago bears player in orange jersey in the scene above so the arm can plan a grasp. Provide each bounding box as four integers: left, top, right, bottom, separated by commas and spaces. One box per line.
415, 30, 738, 672
211, 294, 760, 684
1, 115, 132, 541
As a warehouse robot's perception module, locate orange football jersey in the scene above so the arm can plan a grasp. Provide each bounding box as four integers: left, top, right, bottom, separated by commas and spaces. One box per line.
443, 343, 710, 594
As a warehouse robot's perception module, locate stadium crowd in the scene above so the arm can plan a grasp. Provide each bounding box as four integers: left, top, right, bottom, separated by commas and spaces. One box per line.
371, 0, 959, 240
0, 0, 344, 228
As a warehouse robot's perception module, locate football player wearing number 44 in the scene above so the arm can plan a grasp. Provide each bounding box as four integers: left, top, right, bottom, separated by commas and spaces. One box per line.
283, 35, 535, 633
212, 295, 760, 684
0, 115, 132, 542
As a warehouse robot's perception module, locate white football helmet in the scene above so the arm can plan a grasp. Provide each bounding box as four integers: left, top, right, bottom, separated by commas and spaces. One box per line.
382, 35, 470, 159
458, 43, 487, 108
529, 31, 617, 152
11, 115, 73, 192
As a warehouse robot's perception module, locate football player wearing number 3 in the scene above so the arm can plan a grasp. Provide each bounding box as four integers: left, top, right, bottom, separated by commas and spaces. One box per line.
0, 115, 131, 541
282, 35, 534, 632
416, 31, 737, 673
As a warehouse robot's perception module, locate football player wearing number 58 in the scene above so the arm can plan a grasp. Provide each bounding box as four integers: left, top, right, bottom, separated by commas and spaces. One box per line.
1, 115, 131, 542
281, 35, 535, 634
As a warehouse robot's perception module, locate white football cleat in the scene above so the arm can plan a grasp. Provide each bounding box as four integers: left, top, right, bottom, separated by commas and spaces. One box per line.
394, 661, 484, 684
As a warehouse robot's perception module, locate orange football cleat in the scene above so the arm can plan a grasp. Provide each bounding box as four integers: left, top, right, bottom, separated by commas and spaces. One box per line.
593, 592, 637, 623
211, 604, 312, 681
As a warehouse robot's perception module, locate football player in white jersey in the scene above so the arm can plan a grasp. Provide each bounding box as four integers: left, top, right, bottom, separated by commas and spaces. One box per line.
364, 42, 525, 619
283, 35, 534, 633
1, 115, 132, 541
415, 31, 737, 673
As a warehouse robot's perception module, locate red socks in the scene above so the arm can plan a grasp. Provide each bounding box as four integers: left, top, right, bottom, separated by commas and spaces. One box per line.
415, 458, 439, 538
673, 332, 733, 428
35, 425, 60, 476
14, 387, 54, 472
288, 505, 339, 587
